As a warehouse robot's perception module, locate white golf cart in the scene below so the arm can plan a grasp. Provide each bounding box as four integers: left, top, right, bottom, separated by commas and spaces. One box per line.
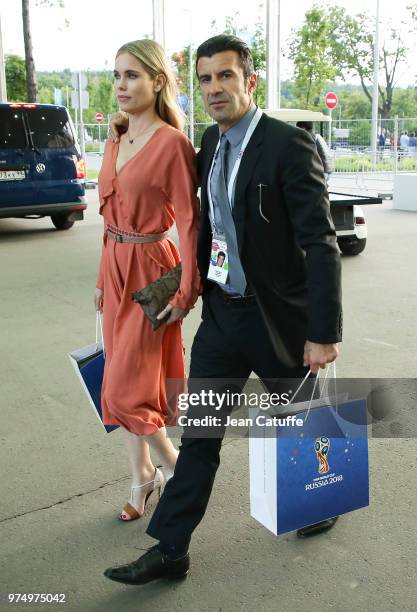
265, 109, 382, 256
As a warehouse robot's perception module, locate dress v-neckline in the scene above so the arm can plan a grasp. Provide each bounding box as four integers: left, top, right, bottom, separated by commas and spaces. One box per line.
114, 124, 168, 177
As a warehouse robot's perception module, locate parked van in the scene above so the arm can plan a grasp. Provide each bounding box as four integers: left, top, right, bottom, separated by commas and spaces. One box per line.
0, 103, 87, 230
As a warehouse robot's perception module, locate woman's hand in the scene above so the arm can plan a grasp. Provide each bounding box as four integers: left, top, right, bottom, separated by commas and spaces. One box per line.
157, 303, 189, 325
108, 111, 129, 142
94, 288, 104, 313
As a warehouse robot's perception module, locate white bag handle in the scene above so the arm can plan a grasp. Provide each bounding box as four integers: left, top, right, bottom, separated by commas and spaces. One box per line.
95, 311, 105, 354
289, 362, 337, 424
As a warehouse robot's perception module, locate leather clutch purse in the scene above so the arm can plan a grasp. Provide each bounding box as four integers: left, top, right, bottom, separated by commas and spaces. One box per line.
131, 263, 182, 331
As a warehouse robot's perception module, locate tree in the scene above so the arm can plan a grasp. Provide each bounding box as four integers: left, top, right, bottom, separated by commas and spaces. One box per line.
5, 55, 27, 101
86, 73, 118, 122
171, 7, 267, 133
391, 87, 417, 117
21, 0, 66, 102
327, 6, 417, 119
209, 7, 267, 108
93, 78, 116, 116
171, 46, 210, 145
288, 6, 340, 108
22, 0, 37, 101
337, 90, 370, 120
289, 4, 417, 119
248, 15, 266, 108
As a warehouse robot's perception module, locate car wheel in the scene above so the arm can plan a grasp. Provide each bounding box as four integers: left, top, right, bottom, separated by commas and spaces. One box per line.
51, 213, 74, 230
338, 237, 366, 256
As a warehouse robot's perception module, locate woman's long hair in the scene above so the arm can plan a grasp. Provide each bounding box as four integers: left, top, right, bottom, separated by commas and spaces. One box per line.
116, 39, 184, 131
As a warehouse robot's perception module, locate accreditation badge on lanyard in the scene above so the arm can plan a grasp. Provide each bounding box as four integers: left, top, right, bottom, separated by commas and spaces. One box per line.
207, 236, 229, 284
206, 107, 263, 285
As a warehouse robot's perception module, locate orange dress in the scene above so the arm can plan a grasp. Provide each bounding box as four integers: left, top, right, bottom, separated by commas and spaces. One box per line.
96, 125, 200, 435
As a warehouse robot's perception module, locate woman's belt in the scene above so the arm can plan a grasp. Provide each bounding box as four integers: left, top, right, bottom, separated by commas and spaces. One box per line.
106, 226, 168, 244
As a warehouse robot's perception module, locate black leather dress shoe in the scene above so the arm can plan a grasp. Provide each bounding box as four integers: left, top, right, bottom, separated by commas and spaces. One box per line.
104, 545, 190, 585
297, 516, 339, 538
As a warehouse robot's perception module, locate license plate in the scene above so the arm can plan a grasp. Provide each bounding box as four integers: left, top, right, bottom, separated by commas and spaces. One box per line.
0, 170, 26, 181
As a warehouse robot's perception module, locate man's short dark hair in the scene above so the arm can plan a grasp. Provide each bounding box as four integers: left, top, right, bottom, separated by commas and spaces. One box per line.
217, 251, 226, 259
296, 121, 314, 133
196, 35, 255, 79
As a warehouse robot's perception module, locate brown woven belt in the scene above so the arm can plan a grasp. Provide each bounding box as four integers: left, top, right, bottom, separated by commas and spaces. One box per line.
106, 229, 168, 244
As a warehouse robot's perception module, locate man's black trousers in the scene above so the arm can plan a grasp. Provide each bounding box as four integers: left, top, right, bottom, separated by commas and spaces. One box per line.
146, 284, 309, 548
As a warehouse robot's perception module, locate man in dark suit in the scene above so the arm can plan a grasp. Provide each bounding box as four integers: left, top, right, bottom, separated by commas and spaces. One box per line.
104, 34, 342, 585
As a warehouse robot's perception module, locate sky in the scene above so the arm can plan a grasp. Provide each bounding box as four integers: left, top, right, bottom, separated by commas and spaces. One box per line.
1, 0, 417, 85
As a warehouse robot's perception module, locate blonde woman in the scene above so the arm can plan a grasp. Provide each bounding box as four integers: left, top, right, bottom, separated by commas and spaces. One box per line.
95, 39, 200, 521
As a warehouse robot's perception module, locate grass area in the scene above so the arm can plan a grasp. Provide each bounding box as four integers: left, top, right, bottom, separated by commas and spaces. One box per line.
86, 169, 99, 180
85, 143, 101, 153
334, 156, 417, 172
397, 158, 417, 171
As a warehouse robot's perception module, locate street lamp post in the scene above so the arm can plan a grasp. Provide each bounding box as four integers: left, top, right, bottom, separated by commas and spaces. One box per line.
188, 41, 194, 146
181, 8, 194, 146
152, 0, 165, 47
266, 0, 281, 109
371, 0, 380, 163
0, 14, 7, 102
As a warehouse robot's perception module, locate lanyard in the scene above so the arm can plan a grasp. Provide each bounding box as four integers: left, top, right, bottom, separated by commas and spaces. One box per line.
207, 107, 263, 231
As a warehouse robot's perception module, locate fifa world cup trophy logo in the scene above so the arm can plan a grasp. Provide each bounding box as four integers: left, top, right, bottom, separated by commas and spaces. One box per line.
315, 437, 330, 474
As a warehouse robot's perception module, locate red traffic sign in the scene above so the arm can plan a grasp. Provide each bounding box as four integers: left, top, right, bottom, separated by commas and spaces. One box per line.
325, 92, 338, 110
95, 112, 104, 123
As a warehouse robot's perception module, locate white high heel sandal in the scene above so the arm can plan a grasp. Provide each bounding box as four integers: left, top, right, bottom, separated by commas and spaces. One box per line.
119, 467, 165, 522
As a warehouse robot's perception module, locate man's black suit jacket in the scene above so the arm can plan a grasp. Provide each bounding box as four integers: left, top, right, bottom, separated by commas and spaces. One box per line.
196, 113, 342, 368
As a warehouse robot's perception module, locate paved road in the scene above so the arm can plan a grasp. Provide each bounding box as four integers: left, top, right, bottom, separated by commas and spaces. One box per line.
86, 153, 103, 172
0, 191, 416, 611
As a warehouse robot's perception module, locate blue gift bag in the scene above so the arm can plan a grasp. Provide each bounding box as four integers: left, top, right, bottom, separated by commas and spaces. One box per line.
68, 315, 118, 433
249, 395, 369, 535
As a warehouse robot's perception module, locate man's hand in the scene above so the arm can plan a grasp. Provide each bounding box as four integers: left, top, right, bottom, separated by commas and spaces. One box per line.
108, 111, 129, 142
303, 341, 339, 375
157, 303, 189, 325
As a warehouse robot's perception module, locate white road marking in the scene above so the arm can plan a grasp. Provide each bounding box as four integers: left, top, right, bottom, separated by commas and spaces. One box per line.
362, 338, 399, 348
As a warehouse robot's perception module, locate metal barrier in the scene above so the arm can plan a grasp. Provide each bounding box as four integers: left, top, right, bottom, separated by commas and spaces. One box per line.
330, 148, 417, 195
82, 117, 417, 154
82, 122, 213, 150
83, 118, 417, 195
81, 123, 108, 153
